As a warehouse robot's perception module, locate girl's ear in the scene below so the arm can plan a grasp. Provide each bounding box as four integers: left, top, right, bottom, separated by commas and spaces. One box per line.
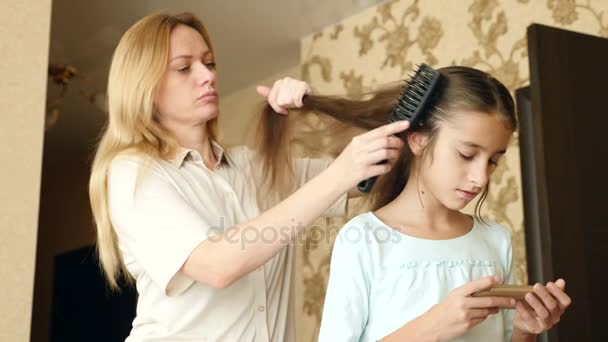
407, 132, 429, 156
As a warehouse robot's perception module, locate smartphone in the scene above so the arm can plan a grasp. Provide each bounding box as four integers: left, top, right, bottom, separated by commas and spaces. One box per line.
473, 285, 534, 300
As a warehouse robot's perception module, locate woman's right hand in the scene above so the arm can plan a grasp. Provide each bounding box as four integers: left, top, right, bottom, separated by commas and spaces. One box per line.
422, 276, 517, 342
328, 120, 409, 190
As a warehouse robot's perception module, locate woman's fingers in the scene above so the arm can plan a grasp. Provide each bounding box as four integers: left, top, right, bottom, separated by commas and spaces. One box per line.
365, 146, 402, 165
260, 77, 311, 114
358, 120, 410, 143
366, 163, 394, 178
364, 135, 405, 154
267, 79, 286, 114
255, 85, 271, 98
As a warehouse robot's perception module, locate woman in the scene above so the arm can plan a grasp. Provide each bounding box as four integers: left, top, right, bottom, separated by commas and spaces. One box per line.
89, 12, 409, 341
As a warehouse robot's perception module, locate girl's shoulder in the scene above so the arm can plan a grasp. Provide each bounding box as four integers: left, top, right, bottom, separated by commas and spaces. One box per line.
338, 212, 379, 235
334, 212, 394, 248
474, 218, 513, 248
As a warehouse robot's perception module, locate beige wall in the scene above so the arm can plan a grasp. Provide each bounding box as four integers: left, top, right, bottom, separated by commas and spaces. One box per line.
0, 0, 52, 341
294, 0, 608, 341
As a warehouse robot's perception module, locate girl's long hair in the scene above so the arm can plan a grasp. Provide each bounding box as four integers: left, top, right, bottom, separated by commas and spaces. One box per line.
254, 66, 517, 216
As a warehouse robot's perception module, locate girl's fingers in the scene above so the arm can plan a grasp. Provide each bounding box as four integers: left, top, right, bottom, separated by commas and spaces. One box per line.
455, 275, 499, 297
515, 300, 535, 322
466, 296, 516, 310
533, 284, 559, 316
525, 292, 550, 321
468, 308, 499, 319
468, 317, 488, 330
546, 281, 572, 311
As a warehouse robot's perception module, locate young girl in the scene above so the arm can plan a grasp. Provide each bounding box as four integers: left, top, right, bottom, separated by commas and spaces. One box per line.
269, 66, 570, 341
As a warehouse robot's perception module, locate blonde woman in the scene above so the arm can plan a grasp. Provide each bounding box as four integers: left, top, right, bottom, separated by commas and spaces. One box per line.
89, 12, 409, 341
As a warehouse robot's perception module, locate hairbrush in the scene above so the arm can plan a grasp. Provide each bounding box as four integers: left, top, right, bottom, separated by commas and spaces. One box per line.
357, 63, 443, 193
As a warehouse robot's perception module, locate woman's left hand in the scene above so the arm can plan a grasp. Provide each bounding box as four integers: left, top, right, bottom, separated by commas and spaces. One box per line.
256, 77, 312, 114
512, 279, 571, 337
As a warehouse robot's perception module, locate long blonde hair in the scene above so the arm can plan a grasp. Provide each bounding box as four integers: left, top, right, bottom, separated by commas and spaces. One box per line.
89, 12, 217, 289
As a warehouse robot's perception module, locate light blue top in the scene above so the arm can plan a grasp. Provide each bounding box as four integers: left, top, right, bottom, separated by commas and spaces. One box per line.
318, 212, 516, 342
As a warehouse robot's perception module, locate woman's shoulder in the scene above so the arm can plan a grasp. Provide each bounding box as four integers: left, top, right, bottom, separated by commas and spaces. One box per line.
109, 150, 157, 172
107, 150, 168, 186
225, 145, 256, 166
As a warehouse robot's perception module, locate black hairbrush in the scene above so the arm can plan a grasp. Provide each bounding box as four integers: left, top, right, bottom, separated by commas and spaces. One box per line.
357, 63, 443, 193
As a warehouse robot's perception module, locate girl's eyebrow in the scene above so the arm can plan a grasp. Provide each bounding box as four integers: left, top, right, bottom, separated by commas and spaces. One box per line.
459, 141, 506, 154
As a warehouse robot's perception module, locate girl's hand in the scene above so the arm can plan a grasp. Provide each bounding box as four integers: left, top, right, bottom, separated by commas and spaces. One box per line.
327, 120, 409, 190
256, 77, 312, 114
422, 276, 517, 342
512, 279, 571, 337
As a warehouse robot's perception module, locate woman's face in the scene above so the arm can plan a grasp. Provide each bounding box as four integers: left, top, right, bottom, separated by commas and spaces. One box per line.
154, 24, 218, 128
418, 111, 513, 210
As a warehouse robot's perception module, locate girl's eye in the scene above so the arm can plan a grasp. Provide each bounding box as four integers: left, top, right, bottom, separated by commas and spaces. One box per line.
459, 152, 474, 160
204, 61, 217, 70
178, 66, 190, 73
489, 159, 499, 166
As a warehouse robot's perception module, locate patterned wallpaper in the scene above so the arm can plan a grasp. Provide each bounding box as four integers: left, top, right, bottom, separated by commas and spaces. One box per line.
295, 0, 608, 340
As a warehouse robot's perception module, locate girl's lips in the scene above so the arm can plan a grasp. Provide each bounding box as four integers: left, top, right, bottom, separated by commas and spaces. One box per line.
457, 189, 478, 200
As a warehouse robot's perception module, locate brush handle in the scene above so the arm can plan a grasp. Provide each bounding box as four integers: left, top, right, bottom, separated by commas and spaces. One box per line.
357, 158, 390, 193
357, 176, 378, 193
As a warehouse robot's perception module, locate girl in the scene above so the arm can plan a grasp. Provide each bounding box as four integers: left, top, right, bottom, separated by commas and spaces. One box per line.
89, 12, 409, 341
262, 66, 571, 341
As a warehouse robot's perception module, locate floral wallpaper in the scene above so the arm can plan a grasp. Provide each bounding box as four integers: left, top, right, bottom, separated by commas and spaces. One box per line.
295, 0, 608, 340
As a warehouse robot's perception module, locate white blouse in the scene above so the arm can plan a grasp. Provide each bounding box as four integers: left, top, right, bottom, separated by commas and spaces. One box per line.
319, 212, 516, 342
107, 141, 347, 342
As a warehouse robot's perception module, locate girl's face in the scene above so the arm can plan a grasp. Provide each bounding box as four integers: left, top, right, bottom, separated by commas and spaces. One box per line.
154, 25, 218, 128
418, 111, 513, 211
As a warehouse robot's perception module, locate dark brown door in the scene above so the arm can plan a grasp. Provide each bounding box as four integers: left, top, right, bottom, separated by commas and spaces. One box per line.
517, 23, 608, 342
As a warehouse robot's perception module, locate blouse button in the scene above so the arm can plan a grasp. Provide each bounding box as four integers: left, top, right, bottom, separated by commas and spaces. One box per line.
257, 305, 265, 312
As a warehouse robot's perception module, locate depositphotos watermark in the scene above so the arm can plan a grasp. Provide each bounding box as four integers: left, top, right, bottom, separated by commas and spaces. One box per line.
206, 217, 404, 250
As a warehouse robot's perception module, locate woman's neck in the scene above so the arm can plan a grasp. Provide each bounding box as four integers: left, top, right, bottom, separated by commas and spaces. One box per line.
163, 120, 217, 169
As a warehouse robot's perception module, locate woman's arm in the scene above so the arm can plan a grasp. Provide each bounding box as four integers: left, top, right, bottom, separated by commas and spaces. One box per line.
182, 163, 348, 288
182, 121, 408, 288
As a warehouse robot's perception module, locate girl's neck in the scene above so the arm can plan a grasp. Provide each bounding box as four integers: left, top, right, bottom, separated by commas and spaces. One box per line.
374, 176, 472, 239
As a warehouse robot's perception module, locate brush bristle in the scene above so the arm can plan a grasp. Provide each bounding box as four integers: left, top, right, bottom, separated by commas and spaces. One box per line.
390, 64, 442, 130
